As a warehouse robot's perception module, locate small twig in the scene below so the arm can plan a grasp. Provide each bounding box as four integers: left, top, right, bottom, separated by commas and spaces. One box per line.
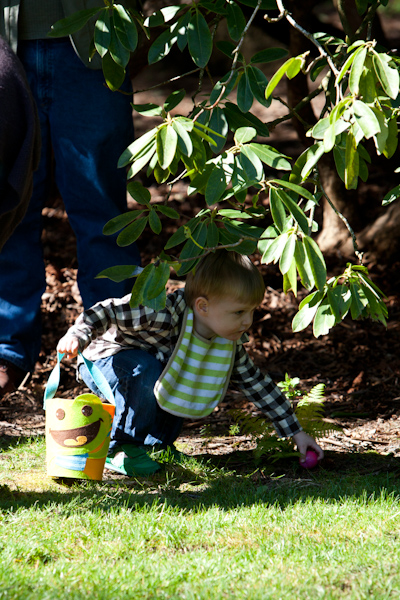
316, 171, 364, 263
272, 0, 339, 78
133, 68, 201, 95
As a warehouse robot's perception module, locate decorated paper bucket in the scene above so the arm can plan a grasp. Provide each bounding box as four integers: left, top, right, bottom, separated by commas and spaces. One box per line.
44, 353, 115, 481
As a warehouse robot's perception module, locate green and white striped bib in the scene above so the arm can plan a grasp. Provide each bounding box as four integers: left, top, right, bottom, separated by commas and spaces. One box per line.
154, 309, 236, 418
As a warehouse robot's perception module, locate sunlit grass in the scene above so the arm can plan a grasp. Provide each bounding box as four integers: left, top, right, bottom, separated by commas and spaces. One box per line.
1, 436, 400, 599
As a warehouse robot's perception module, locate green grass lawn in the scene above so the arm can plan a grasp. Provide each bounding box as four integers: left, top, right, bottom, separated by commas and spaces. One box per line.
1, 436, 400, 600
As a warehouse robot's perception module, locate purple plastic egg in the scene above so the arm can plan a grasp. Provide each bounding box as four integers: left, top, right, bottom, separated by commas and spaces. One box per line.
300, 449, 319, 469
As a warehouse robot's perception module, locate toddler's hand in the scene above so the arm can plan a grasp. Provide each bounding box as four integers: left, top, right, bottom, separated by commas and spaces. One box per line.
57, 335, 80, 359
292, 431, 324, 463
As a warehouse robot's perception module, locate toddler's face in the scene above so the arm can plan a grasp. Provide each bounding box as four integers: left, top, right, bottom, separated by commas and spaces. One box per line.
195, 295, 257, 341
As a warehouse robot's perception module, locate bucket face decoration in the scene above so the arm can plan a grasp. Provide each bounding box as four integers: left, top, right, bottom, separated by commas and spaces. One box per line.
46, 393, 115, 481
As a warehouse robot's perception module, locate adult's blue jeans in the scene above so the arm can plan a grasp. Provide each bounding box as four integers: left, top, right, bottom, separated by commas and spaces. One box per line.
0, 39, 140, 373
79, 349, 184, 452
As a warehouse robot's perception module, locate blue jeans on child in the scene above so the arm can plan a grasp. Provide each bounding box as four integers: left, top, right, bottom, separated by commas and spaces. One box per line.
0, 38, 140, 373
79, 349, 184, 452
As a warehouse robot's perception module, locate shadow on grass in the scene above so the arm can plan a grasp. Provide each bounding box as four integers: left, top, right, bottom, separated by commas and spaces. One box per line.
1, 439, 400, 513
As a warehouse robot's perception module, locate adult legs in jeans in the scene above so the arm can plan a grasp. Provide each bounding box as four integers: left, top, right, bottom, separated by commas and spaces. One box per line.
78, 349, 184, 454
0, 39, 140, 380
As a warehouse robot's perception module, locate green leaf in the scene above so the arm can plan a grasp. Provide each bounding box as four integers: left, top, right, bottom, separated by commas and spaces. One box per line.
248, 144, 291, 170
144, 5, 183, 27
96, 264, 142, 282
237, 70, 254, 113
270, 179, 315, 203
349, 47, 367, 95
235, 150, 263, 186
327, 284, 351, 322
240, 146, 264, 179
323, 123, 336, 153
373, 52, 399, 99
247, 66, 270, 108
337, 51, 358, 85
114, 4, 138, 52
148, 23, 180, 64
286, 56, 302, 79
234, 126, 257, 145
382, 184, 400, 206
103, 210, 144, 235
344, 130, 359, 190
280, 233, 296, 275
276, 189, 309, 235
250, 48, 288, 64
164, 220, 197, 249
149, 209, 162, 234
132, 103, 163, 117
303, 236, 327, 291
118, 129, 158, 167
187, 10, 212, 68
146, 261, 170, 300
178, 224, 208, 274
370, 106, 388, 155
101, 50, 126, 91
269, 188, 286, 232
359, 66, 377, 103
223, 220, 264, 240
207, 221, 219, 247
224, 102, 269, 137
164, 89, 186, 112
265, 58, 295, 98
205, 157, 234, 205
226, 0, 246, 42
172, 120, 193, 157
353, 100, 381, 139
383, 116, 398, 159
156, 205, 180, 219
109, 15, 130, 67
157, 124, 178, 170
292, 292, 323, 332
208, 108, 228, 153
130, 263, 154, 307
127, 143, 157, 179
293, 143, 324, 181
283, 259, 297, 296
94, 10, 111, 58
48, 7, 102, 37
117, 216, 148, 246
219, 229, 257, 255
261, 232, 289, 264
294, 238, 314, 290
350, 282, 366, 319
218, 209, 251, 219
313, 299, 336, 338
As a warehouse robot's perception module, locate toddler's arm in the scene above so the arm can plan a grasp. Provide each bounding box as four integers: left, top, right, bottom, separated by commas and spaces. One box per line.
57, 334, 80, 359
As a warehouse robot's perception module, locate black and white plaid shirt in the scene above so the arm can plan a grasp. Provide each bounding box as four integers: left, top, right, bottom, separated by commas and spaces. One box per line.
69, 289, 302, 438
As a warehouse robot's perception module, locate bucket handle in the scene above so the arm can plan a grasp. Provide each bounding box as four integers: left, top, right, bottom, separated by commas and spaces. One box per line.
43, 351, 115, 409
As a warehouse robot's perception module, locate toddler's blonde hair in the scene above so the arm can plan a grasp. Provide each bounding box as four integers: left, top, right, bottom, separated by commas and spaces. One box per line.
184, 250, 265, 308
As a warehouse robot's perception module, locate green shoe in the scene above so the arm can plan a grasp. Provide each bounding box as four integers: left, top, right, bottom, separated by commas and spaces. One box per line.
105, 445, 161, 477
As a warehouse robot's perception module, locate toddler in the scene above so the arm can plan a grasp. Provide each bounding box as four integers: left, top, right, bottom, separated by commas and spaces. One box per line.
57, 250, 323, 476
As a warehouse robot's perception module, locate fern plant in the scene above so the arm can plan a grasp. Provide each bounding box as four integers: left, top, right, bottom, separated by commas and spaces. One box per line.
230, 375, 340, 463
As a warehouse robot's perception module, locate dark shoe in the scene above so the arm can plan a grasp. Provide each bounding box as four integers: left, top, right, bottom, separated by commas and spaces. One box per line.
0, 359, 26, 397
